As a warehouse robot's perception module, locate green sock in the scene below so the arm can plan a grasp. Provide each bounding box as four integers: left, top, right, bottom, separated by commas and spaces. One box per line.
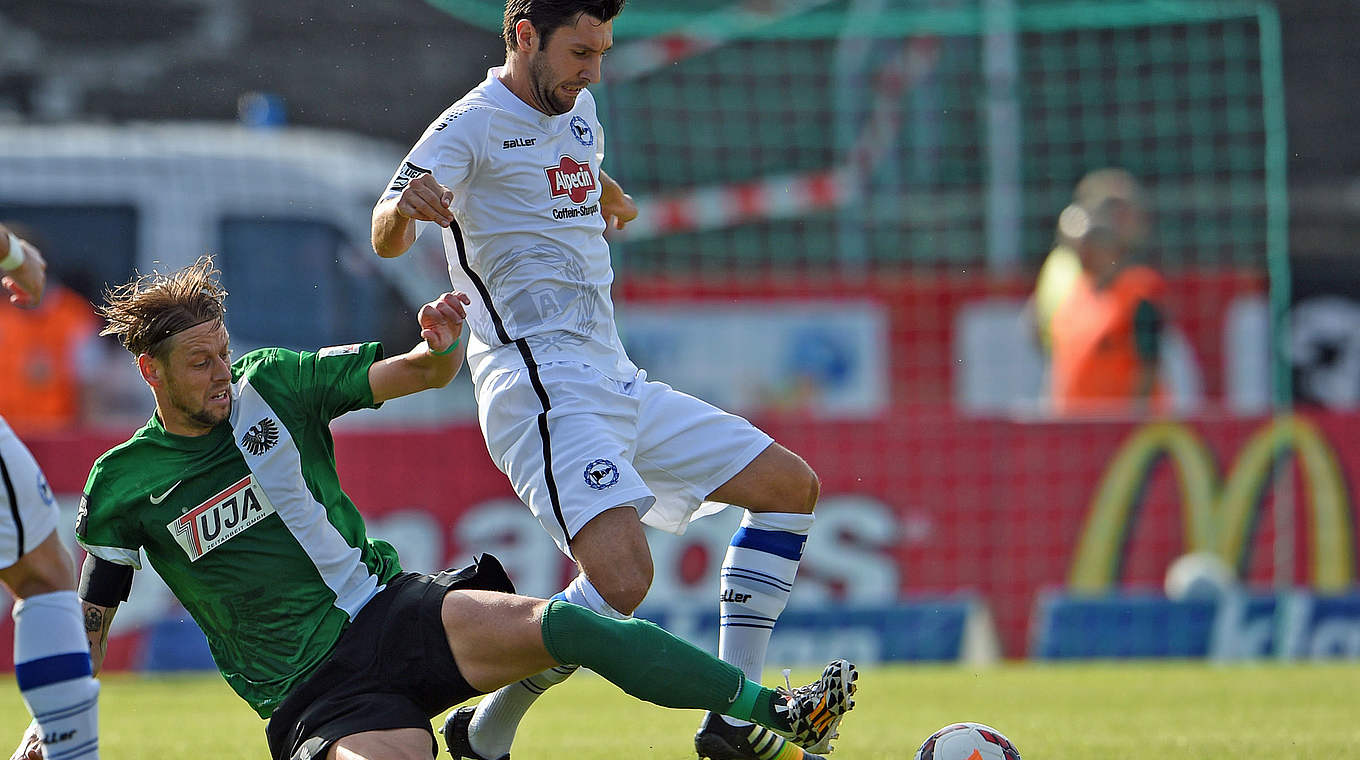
727, 679, 793, 731
540, 600, 786, 730
751, 686, 792, 732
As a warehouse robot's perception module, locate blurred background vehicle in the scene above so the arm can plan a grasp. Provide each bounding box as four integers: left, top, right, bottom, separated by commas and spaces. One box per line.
0, 121, 469, 426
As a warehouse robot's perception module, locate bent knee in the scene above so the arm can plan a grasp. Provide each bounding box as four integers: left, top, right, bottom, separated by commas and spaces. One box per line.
789, 464, 821, 514
589, 563, 653, 616
808, 468, 822, 512
776, 449, 820, 514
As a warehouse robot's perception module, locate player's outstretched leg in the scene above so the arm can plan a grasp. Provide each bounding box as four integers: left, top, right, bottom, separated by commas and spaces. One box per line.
547, 600, 855, 759
450, 575, 622, 760
447, 599, 857, 760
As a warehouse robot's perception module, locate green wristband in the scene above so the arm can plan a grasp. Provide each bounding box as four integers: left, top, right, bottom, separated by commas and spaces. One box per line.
429, 337, 460, 356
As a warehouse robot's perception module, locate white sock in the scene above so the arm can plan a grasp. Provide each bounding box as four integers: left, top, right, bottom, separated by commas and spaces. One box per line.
466, 574, 624, 758
718, 511, 812, 728
14, 591, 100, 760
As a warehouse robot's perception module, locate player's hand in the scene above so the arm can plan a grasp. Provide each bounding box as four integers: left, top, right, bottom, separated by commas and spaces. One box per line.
2, 236, 47, 309
395, 174, 456, 228
10, 721, 42, 760
419, 291, 471, 354
602, 189, 638, 231
598, 169, 637, 231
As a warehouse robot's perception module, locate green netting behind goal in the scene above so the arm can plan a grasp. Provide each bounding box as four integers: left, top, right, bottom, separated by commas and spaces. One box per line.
426, 1, 1285, 281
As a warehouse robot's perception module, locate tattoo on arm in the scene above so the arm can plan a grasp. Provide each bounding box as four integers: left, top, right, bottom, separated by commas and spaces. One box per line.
84, 606, 103, 634
81, 602, 115, 675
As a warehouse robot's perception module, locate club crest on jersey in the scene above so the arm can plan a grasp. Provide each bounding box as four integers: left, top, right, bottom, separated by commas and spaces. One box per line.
167, 475, 276, 562
35, 472, 55, 507
569, 116, 594, 147
241, 418, 280, 456
584, 458, 619, 490
546, 156, 596, 204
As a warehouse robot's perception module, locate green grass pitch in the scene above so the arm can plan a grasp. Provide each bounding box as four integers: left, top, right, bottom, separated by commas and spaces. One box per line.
3, 662, 1357, 758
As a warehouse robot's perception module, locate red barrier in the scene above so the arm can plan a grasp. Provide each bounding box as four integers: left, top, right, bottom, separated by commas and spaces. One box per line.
619, 268, 1265, 404
13, 408, 1358, 664
8, 268, 1343, 665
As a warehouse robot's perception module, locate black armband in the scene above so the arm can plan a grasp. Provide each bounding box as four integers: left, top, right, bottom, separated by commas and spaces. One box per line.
78, 555, 134, 607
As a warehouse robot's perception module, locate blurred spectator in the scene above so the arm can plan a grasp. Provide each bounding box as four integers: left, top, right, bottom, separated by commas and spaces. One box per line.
0, 222, 148, 433
0, 223, 102, 433
1043, 170, 1168, 416
1031, 169, 1147, 358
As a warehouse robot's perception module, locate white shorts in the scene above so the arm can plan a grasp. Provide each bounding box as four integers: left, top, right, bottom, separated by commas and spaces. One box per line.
0, 417, 60, 568
478, 362, 773, 555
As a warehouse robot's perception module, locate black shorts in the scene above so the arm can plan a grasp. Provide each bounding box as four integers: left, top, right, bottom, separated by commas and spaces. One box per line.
265, 554, 516, 760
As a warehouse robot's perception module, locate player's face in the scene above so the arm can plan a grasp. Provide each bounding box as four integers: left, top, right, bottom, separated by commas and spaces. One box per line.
529, 14, 613, 115
155, 320, 233, 435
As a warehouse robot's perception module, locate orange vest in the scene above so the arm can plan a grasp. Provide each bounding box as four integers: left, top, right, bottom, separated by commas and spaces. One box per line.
0, 286, 99, 433
1050, 266, 1165, 415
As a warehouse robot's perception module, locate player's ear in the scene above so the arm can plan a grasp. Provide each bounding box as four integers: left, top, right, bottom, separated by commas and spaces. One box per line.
514, 18, 537, 53
137, 353, 162, 388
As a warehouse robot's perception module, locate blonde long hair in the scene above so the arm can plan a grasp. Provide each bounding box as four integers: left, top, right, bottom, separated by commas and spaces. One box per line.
98, 255, 228, 359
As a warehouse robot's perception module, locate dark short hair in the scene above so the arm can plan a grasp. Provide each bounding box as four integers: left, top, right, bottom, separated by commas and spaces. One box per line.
503, 0, 625, 51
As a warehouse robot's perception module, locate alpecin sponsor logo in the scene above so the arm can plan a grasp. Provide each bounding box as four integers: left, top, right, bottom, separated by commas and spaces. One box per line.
241, 417, 280, 456
545, 156, 595, 204
168, 475, 276, 562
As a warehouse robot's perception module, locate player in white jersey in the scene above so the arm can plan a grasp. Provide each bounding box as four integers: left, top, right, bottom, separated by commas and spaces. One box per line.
0, 224, 101, 760
372, 3, 839, 759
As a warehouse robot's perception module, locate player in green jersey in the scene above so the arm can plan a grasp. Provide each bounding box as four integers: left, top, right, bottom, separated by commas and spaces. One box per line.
11, 256, 856, 760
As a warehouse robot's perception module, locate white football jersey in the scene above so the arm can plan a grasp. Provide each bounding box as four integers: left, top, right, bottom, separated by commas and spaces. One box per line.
383, 67, 638, 388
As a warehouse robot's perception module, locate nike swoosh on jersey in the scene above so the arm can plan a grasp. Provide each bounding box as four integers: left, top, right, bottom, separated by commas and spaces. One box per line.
149, 480, 183, 504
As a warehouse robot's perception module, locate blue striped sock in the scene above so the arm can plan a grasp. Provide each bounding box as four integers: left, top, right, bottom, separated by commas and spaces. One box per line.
14, 591, 99, 760
718, 510, 813, 728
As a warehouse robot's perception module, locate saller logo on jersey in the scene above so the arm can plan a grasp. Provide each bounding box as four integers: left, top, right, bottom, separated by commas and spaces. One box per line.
545, 156, 596, 204
168, 475, 276, 562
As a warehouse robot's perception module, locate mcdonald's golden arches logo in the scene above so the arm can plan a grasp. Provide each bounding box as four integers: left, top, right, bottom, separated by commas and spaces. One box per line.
1069, 415, 1354, 592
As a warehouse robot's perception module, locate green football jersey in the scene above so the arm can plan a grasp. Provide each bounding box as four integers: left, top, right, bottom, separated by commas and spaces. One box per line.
76, 343, 403, 717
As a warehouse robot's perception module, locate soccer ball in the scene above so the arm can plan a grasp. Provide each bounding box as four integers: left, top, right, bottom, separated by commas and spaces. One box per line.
912, 722, 1021, 760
